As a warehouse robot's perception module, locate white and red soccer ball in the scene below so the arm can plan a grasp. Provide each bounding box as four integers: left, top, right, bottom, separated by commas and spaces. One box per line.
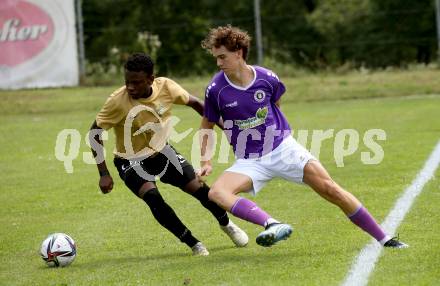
40, 233, 76, 267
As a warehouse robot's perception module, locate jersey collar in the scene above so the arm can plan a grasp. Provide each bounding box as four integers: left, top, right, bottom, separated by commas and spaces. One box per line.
223, 65, 256, 91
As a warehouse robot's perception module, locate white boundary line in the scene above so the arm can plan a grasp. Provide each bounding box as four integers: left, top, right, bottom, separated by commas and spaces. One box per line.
342, 140, 440, 286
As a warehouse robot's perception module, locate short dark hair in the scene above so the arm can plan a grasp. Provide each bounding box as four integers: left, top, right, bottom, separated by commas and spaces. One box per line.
124, 53, 154, 75
201, 25, 252, 60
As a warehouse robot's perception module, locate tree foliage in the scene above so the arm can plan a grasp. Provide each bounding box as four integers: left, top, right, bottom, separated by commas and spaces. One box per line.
82, 0, 438, 75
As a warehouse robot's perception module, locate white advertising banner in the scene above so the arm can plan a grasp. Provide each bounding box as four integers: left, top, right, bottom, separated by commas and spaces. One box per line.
0, 0, 79, 89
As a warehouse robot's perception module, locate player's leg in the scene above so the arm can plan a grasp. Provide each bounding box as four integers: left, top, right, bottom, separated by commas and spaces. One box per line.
184, 179, 249, 247
209, 171, 292, 247
303, 160, 408, 248
139, 183, 204, 249
184, 179, 229, 225
303, 160, 361, 214
114, 157, 209, 255
158, 145, 248, 247
157, 145, 230, 226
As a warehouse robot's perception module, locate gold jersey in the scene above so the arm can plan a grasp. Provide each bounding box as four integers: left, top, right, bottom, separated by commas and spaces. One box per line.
96, 77, 190, 159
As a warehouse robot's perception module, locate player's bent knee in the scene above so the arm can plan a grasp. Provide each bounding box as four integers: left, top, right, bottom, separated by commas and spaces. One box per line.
135, 181, 156, 199
183, 178, 202, 194
142, 188, 165, 206
207, 185, 222, 202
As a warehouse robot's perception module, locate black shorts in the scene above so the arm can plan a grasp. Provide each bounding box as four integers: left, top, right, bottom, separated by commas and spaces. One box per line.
114, 145, 196, 194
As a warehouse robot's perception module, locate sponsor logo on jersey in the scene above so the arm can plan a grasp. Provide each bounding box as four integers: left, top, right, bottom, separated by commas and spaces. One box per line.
225, 101, 238, 108
234, 106, 268, 130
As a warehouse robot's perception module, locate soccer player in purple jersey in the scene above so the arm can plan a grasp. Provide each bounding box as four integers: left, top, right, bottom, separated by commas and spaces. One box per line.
198, 25, 408, 248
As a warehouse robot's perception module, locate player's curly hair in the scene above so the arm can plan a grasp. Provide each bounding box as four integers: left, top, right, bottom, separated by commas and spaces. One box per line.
201, 25, 252, 60
124, 53, 154, 75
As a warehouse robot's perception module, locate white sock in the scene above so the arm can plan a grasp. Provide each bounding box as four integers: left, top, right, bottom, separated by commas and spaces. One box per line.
379, 235, 392, 245
264, 218, 280, 228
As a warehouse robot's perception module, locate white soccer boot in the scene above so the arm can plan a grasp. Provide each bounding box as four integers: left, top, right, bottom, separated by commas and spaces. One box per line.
191, 242, 210, 256
220, 220, 249, 247
256, 223, 293, 247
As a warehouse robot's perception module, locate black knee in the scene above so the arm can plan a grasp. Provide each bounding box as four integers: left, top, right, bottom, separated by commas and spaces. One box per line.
141, 188, 178, 228
191, 183, 210, 202
142, 188, 165, 207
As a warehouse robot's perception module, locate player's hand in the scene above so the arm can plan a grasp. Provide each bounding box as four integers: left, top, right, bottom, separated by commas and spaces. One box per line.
197, 162, 213, 177
99, 175, 114, 194
195, 172, 206, 184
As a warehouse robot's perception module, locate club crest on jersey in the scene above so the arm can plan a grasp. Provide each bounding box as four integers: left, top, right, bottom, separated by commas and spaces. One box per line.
254, 90, 266, 103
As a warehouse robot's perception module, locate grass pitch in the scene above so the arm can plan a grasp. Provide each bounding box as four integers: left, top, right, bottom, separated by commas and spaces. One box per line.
1, 69, 439, 285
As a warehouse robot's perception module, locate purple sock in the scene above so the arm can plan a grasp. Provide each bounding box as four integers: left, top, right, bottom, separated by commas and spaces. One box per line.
230, 198, 271, 227
349, 206, 387, 241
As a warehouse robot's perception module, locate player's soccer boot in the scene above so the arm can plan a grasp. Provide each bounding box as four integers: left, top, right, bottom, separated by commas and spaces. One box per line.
191, 242, 209, 256
384, 237, 409, 249
220, 220, 249, 247
256, 223, 292, 247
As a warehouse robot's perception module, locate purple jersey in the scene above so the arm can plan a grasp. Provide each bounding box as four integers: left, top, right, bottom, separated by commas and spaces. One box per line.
204, 66, 291, 159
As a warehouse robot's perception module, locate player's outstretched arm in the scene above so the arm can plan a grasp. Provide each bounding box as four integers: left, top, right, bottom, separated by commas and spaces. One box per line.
89, 120, 113, 194
186, 95, 224, 130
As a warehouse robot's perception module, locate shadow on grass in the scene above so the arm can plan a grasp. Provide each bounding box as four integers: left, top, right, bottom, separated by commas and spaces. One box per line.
68, 242, 322, 272
69, 245, 238, 270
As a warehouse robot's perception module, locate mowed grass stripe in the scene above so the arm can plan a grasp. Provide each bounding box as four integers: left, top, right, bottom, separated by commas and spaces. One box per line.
342, 140, 440, 286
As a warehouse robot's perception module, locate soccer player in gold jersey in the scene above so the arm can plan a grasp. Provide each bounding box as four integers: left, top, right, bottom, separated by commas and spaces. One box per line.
89, 53, 248, 256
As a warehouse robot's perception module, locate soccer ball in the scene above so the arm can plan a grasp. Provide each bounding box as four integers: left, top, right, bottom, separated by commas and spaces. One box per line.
40, 233, 76, 267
